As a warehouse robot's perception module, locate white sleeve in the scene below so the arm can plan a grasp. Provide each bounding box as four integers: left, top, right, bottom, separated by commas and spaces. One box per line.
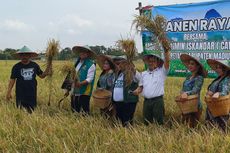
86, 64, 96, 83
162, 65, 169, 76
138, 72, 144, 86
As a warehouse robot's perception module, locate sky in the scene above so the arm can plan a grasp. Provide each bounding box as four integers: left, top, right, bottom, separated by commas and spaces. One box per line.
0, 0, 212, 52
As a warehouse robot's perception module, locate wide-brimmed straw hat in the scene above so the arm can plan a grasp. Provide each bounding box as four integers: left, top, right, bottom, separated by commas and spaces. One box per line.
142, 51, 164, 66
180, 53, 207, 77
15, 46, 38, 58
207, 59, 230, 73
72, 45, 96, 59
112, 55, 127, 62
97, 55, 116, 70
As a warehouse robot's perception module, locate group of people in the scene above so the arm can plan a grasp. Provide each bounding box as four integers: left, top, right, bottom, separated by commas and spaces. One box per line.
6, 45, 230, 131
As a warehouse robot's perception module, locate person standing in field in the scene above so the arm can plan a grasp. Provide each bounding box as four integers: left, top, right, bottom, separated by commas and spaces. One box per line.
133, 49, 170, 125
95, 55, 116, 117
66, 46, 96, 114
205, 59, 230, 132
112, 57, 141, 127
6, 46, 51, 113
179, 54, 207, 127
96, 55, 116, 92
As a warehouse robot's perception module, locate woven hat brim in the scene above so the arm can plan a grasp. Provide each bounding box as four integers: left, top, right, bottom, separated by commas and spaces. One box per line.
207, 59, 230, 73
72, 46, 96, 59
14, 52, 38, 58
143, 54, 164, 66
112, 56, 126, 62
180, 54, 207, 77
97, 55, 116, 70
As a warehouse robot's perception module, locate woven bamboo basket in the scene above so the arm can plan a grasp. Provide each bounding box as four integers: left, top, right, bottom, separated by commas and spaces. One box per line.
175, 94, 199, 114
205, 94, 230, 117
92, 89, 112, 109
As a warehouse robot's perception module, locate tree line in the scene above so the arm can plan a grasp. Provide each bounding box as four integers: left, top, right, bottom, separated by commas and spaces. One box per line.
0, 45, 141, 60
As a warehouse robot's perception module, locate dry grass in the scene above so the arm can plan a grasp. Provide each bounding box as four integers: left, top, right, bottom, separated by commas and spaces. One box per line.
116, 38, 137, 87
0, 60, 230, 153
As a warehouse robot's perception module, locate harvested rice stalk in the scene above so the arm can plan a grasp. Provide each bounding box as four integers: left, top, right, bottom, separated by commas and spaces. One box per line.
58, 62, 76, 108
45, 39, 60, 106
116, 38, 137, 87
116, 38, 137, 63
60, 62, 76, 79
133, 15, 171, 52
119, 60, 135, 87
46, 39, 60, 71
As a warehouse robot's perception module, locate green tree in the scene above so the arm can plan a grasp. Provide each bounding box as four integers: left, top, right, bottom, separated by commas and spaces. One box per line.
89, 45, 106, 55
3, 48, 18, 60
58, 47, 73, 60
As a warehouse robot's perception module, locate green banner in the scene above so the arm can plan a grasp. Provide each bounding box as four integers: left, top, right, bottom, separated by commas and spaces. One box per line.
142, 0, 230, 78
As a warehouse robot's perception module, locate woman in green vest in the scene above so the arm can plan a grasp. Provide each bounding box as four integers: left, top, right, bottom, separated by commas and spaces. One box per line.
112, 59, 141, 127
68, 46, 96, 114
206, 59, 230, 132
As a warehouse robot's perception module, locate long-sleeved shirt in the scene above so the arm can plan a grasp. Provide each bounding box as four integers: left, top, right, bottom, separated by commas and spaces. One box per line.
208, 76, 230, 96
182, 75, 204, 96
75, 60, 96, 83
181, 74, 204, 109
97, 70, 115, 91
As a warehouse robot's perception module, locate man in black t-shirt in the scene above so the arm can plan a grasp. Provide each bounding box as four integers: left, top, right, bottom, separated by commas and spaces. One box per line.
6, 46, 51, 113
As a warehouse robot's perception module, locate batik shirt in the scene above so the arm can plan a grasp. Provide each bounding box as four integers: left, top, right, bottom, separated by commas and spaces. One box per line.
97, 70, 115, 91
208, 76, 230, 96
182, 75, 204, 109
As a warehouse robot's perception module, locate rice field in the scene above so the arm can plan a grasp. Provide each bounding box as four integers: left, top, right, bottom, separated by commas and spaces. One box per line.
0, 60, 230, 153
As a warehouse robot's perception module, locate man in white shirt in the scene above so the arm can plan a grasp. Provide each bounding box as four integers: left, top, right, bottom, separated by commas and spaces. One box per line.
66, 46, 96, 114
133, 50, 170, 125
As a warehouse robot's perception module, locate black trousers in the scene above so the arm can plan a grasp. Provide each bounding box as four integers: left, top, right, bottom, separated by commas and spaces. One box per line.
16, 96, 37, 114
114, 102, 137, 127
71, 95, 90, 114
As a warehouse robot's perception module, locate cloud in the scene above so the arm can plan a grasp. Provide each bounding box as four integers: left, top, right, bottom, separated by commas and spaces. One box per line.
60, 14, 93, 27
47, 14, 93, 35
66, 28, 80, 35
0, 19, 34, 32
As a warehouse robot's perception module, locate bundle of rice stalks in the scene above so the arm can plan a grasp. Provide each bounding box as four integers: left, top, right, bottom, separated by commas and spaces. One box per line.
116, 38, 137, 63
45, 39, 60, 106
57, 62, 77, 108
46, 39, 60, 74
60, 62, 76, 80
116, 38, 138, 87
133, 15, 171, 52
119, 60, 136, 87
